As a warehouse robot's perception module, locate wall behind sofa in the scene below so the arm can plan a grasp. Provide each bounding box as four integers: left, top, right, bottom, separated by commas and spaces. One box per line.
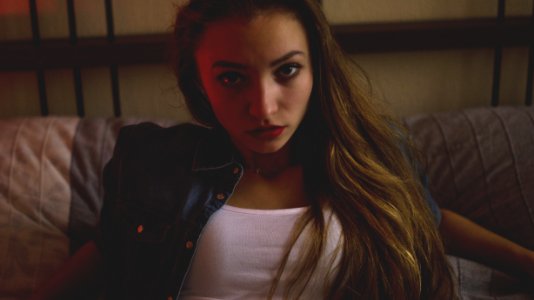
324, 0, 532, 116
0, 0, 532, 119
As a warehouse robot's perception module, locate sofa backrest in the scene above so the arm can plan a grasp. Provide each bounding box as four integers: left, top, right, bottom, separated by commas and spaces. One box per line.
0, 117, 177, 297
405, 106, 534, 250
1, 106, 532, 297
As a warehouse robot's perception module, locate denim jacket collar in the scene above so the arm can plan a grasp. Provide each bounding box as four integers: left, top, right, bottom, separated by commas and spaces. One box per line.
191, 127, 240, 172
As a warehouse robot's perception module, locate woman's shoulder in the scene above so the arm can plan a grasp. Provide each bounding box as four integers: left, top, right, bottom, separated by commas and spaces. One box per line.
119, 121, 210, 141
113, 122, 214, 161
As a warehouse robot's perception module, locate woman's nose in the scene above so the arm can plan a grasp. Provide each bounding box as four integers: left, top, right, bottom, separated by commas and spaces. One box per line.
248, 79, 279, 119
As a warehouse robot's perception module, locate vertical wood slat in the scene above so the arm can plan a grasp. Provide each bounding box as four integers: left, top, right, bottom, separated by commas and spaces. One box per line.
105, 0, 115, 42
66, 0, 78, 44
525, 2, 534, 106
66, 0, 85, 116
527, 46, 534, 106
105, 0, 122, 117
490, 0, 505, 107
29, 0, 49, 116
29, 0, 40, 46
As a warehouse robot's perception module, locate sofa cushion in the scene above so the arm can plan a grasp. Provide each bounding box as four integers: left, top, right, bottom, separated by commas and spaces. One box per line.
0, 117, 78, 297
1, 107, 532, 299
404, 106, 534, 250
0, 117, 177, 298
447, 255, 533, 299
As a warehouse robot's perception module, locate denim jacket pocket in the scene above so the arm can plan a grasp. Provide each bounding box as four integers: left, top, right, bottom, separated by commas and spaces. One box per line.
119, 204, 172, 243
109, 204, 175, 298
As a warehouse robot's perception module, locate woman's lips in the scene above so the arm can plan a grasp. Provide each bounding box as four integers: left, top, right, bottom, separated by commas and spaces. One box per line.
248, 126, 286, 139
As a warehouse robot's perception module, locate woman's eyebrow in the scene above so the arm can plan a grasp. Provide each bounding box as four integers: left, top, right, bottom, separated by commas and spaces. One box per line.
211, 50, 305, 69
269, 50, 305, 67
212, 61, 247, 70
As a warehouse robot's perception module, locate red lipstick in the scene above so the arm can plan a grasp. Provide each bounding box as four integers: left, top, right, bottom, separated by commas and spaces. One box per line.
248, 126, 285, 139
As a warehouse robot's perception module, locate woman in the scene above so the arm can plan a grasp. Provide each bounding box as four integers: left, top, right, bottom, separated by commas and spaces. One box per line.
32, 0, 534, 299
110, 0, 455, 298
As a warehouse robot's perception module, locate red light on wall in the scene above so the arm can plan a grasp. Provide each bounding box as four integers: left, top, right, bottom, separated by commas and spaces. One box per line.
0, 1, 28, 15
0, 0, 58, 16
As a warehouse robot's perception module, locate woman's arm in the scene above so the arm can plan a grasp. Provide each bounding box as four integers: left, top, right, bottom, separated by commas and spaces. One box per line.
29, 240, 104, 300
439, 208, 534, 279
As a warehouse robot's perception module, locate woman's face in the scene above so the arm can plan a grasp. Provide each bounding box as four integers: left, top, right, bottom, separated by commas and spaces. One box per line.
194, 11, 313, 156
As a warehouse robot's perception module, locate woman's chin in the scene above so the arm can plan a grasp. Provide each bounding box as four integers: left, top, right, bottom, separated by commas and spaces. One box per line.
250, 143, 287, 155
238, 139, 291, 156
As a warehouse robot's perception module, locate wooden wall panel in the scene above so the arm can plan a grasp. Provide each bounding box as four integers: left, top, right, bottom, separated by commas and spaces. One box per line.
82, 67, 114, 117
45, 69, 77, 115
0, 1, 531, 118
0, 72, 40, 117
118, 64, 191, 122
353, 49, 495, 117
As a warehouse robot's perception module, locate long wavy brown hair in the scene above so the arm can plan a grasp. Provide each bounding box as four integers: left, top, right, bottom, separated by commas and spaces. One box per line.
172, 0, 457, 299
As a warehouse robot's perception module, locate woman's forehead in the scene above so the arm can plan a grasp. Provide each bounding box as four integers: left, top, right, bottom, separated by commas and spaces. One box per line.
194, 11, 309, 66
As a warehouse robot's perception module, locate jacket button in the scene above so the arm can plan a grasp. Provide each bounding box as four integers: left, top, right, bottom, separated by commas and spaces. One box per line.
167, 296, 173, 300
137, 225, 144, 233
185, 241, 194, 249
232, 167, 240, 175
216, 193, 225, 200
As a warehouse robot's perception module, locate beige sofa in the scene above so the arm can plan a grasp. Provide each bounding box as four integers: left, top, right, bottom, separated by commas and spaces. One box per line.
1, 106, 533, 299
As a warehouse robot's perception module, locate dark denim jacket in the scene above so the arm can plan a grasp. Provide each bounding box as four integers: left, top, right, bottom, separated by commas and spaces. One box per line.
97, 122, 440, 300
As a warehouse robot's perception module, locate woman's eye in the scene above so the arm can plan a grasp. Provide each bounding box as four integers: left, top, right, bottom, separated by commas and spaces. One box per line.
217, 72, 243, 86
276, 63, 301, 80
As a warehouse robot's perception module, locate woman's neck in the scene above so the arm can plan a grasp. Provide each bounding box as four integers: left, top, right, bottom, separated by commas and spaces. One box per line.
239, 143, 293, 179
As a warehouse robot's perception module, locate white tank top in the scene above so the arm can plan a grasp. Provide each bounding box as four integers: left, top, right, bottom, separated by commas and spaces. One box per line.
179, 205, 343, 300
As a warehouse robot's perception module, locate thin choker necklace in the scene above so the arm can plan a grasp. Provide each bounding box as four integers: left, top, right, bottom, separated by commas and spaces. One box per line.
245, 149, 292, 178
249, 164, 290, 178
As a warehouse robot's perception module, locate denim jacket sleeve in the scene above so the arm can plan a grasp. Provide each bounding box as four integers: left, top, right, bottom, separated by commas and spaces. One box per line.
97, 123, 177, 299
97, 123, 190, 299
96, 122, 243, 300
404, 140, 442, 226
419, 170, 442, 225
